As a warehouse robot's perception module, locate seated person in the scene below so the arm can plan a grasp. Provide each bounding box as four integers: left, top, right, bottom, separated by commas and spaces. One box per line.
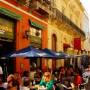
7, 78, 20, 90
20, 77, 30, 90
39, 71, 54, 90
34, 67, 42, 84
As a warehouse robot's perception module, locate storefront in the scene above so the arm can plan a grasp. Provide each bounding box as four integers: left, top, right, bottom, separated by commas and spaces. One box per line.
0, 15, 16, 79
0, 0, 48, 74
0, 5, 22, 77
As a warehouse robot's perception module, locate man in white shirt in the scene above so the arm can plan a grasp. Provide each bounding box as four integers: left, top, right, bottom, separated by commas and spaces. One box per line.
0, 66, 3, 79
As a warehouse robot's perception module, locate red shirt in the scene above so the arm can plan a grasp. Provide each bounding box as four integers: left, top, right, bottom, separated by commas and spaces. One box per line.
74, 75, 83, 86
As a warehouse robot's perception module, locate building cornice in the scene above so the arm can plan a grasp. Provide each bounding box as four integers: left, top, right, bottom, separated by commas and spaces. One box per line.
75, 0, 84, 12
0, 0, 48, 25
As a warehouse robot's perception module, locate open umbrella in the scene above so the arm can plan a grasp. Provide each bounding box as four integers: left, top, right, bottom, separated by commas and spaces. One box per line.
56, 51, 70, 59
42, 48, 58, 58
42, 48, 70, 59
7, 46, 54, 58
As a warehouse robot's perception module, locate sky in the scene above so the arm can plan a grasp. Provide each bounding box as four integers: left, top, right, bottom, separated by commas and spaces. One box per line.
80, 0, 90, 15
80, 0, 90, 32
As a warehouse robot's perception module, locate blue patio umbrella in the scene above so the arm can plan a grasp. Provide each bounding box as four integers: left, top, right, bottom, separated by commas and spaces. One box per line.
7, 46, 54, 58
42, 48, 70, 59
56, 51, 70, 59
42, 48, 59, 58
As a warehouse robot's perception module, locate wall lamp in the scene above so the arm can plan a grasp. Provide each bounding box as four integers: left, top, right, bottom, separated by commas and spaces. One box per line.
23, 30, 30, 39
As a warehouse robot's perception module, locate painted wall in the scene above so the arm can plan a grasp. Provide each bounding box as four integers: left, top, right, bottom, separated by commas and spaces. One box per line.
47, 0, 85, 68
0, 0, 48, 73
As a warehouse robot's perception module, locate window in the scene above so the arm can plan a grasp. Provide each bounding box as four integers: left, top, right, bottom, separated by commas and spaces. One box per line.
30, 27, 41, 38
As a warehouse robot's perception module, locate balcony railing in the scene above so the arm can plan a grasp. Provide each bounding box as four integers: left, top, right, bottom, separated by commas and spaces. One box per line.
51, 8, 85, 38
30, 0, 51, 18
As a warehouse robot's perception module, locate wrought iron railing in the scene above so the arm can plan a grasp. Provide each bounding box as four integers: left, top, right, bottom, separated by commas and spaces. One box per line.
30, 0, 51, 16
51, 8, 85, 38
15, 0, 85, 38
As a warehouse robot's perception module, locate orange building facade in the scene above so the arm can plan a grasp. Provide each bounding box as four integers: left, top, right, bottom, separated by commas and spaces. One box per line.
0, 0, 48, 74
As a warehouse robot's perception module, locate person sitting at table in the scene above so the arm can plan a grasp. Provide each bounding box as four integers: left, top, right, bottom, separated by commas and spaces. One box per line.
39, 71, 54, 90
20, 77, 30, 90
34, 67, 42, 85
7, 78, 20, 90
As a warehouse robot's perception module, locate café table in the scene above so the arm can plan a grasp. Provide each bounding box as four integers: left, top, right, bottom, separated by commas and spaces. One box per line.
30, 85, 47, 90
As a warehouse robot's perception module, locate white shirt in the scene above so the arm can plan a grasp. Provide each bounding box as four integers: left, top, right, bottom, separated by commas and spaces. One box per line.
20, 86, 30, 90
0, 66, 3, 74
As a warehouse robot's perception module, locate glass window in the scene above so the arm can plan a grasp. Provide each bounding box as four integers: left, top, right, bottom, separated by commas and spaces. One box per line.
30, 27, 41, 38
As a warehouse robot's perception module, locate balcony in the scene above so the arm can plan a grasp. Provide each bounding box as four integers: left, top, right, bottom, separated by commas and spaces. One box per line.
30, 0, 51, 18
53, 8, 85, 38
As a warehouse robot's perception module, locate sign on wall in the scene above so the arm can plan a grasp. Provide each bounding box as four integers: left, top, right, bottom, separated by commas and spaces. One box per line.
0, 17, 14, 42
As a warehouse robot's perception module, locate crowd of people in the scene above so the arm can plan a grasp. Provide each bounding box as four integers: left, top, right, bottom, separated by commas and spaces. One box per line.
0, 64, 90, 90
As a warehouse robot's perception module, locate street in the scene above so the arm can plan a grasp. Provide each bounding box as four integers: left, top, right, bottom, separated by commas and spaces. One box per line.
86, 79, 90, 90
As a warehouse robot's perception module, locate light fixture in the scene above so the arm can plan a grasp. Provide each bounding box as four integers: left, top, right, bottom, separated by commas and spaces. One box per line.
23, 30, 30, 39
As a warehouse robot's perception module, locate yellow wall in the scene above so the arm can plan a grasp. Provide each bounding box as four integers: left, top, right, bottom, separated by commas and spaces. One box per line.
55, 0, 84, 30
47, 0, 85, 68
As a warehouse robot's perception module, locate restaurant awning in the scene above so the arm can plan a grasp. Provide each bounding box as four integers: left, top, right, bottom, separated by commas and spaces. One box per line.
0, 7, 22, 20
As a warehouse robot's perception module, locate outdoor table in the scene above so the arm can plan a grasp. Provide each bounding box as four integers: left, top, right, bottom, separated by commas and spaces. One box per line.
30, 85, 47, 90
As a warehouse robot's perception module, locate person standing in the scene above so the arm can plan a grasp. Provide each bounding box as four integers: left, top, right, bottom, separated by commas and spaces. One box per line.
0, 66, 3, 78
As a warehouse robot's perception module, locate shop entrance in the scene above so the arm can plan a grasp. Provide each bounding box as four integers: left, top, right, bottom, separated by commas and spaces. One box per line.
0, 15, 16, 80
0, 41, 15, 81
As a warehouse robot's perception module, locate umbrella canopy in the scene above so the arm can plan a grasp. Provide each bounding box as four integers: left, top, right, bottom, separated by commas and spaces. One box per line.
42, 48, 58, 58
56, 51, 70, 59
7, 46, 54, 58
42, 48, 69, 59
68, 54, 89, 58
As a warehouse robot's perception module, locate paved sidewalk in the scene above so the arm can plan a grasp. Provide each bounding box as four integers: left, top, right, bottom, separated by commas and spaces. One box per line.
86, 79, 90, 90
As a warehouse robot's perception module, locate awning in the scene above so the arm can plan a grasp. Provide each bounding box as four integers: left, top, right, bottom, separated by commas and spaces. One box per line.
42, 48, 70, 59
6, 46, 54, 58
42, 48, 58, 58
0, 7, 22, 20
30, 20, 45, 29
